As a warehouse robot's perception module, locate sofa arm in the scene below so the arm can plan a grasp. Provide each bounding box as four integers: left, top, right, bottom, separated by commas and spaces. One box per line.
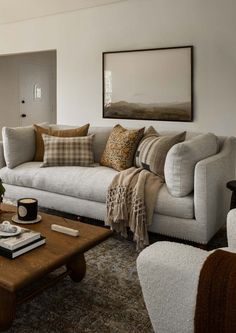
194, 137, 236, 243
0, 141, 6, 169
137, 242, 209, 333
227, 209, 236, 249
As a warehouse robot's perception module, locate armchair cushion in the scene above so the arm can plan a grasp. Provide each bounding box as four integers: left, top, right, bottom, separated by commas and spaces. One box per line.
137, 242, 209, 333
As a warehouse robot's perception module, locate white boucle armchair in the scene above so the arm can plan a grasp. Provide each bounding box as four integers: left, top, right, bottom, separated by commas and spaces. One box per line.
137, 209, 236, 333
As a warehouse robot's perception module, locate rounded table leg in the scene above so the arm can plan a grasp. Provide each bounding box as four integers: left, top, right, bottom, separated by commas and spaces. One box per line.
66, 253, 86, 282
0, 287, 16, 331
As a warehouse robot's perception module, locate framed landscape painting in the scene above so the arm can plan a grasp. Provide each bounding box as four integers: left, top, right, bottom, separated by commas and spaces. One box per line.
102, 46, 193, 122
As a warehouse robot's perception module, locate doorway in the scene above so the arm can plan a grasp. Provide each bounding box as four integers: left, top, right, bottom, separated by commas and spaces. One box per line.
0, 50, 56, 132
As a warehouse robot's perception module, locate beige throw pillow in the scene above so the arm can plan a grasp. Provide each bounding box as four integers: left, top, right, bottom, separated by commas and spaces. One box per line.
135, 130, 186, 177
100, 124, 145, 171
164, 133, 218, 197
34, 123, 90, 161
41, 134, 94, 167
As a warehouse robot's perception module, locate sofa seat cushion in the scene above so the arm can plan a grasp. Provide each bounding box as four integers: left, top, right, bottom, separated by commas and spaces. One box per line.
155, 184, 194, 219
0, 163, 194, 219
0, 162, 118, 203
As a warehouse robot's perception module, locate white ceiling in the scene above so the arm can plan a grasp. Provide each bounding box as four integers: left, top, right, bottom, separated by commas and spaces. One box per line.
0, 0, 127, 24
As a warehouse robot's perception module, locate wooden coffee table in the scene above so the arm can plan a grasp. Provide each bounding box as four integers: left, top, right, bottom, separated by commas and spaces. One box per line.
0, 204, 112, 331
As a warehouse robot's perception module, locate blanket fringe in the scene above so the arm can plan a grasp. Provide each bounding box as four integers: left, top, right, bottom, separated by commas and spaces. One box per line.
106, 185, 148, 250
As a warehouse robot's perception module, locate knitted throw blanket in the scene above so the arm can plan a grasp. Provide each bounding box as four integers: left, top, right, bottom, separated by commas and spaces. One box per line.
105, 167, 164, 250
195, 249, 236, 333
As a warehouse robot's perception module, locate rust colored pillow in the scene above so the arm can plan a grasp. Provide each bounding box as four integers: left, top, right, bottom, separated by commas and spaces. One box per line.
50, 124, 89, 137
34, 123, 90, 161
34, 125, 51, 161
100, 124, 145, 171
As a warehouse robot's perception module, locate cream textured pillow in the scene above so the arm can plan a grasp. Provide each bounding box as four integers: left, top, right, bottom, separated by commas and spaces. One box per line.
135, 131, 186, 177
41, 134, 94, 167
100, 124, 144, 171
2, 125, 36, 169
2, 123, 48, 169
34, 123, 90, 161
164, 133, 218, 197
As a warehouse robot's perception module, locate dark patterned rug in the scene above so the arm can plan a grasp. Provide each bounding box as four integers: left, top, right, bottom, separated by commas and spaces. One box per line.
5, 207, 227, 333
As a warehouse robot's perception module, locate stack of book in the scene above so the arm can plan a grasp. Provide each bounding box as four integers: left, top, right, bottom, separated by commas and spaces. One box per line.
0, 228, 45, 259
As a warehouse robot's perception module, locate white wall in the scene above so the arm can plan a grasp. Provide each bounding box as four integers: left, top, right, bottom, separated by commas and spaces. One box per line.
0, 51, 56, 132
0, 0, 235, 136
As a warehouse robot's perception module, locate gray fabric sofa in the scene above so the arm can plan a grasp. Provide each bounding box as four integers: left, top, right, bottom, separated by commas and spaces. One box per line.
0, 125, 235, 245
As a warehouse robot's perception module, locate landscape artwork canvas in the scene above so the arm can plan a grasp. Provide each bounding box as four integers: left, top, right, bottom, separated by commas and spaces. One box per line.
103, 46, 193, 121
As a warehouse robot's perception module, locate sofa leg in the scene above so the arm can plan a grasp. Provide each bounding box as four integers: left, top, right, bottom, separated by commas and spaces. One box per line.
196, 243, 208, 251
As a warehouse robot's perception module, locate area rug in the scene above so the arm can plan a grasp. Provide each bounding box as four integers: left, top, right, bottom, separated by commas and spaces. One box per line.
5, 206, 227, 333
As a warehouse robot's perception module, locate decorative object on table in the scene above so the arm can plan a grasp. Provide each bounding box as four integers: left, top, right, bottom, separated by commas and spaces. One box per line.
103, 46, 193, 122
51, 224, 80, 237
0, 236, 46, 259
12, 214, 42, 224
227, 180, 236, 209
0, 225, 45, 259
17, 198, 38, 221
0, 221, 20, 236
0, 226, 41, 250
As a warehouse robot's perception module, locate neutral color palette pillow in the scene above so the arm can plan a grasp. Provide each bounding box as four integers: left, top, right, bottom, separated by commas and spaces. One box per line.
41, 134, 94, 167
135, 130, 186, 177
34, 123, 90, 161
2, 124, 47, 169
164, 133, 218, 197
34, 124, 51, 161
100, 124, 144, 171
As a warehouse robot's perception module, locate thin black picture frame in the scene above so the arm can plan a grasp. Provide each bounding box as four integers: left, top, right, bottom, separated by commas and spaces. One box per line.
102, 45, 194, 122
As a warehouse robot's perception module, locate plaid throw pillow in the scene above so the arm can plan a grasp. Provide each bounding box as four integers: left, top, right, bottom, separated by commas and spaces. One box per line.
41, 134, 94, 167
34, 123, 90, 161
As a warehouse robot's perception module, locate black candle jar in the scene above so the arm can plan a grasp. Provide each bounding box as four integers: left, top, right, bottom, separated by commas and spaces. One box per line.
17, 198, 38, 221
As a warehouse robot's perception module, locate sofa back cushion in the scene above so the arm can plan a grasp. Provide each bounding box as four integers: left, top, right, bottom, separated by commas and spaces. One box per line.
2, 125, 37, 168
41, 134, 94, 167
88, 127, 112, 162
164, 133, 218, 197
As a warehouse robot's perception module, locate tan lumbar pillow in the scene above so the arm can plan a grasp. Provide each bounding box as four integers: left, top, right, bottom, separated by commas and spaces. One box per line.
100, 124, 145, 171
34, 123, 90, 161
